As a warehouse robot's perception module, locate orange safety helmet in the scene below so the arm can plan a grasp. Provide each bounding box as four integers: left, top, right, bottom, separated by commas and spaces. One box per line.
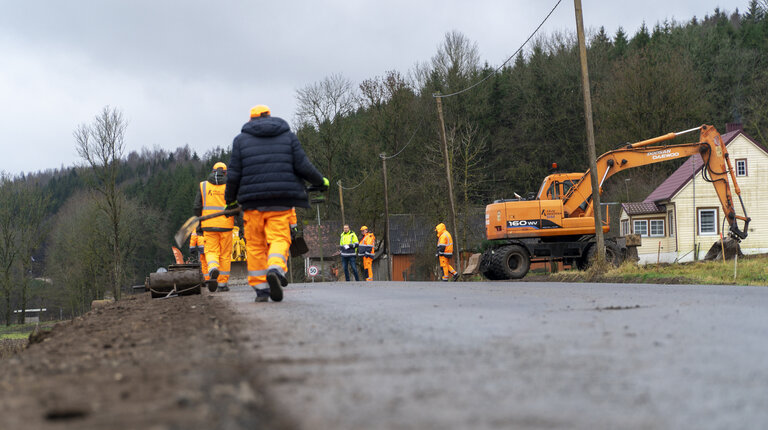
250, 105, 271, 118
213, 162, 227, 171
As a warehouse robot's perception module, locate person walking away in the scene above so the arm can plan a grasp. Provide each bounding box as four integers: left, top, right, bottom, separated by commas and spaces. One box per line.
435, 223, 459, 281
189, 228, 208, 277
225, 104, 328, 302
339, 224, 359, 281
193, 162, 234, 291
358, 226, 375, 281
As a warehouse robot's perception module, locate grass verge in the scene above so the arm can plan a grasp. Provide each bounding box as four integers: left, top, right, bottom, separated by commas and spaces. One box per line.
551, 253, 768, 286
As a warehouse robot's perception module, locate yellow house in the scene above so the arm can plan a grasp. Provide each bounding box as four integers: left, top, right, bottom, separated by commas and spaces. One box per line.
619, 124, 767, 264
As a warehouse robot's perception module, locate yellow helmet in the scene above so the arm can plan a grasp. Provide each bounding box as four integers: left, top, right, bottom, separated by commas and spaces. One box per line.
360, 226, 368, 231
213, 162, 227, 171
250, 105, 271, 118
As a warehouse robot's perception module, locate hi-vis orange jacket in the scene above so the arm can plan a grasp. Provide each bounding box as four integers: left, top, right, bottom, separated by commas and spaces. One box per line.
358, 232, 375, 258
436, 223, 454, 257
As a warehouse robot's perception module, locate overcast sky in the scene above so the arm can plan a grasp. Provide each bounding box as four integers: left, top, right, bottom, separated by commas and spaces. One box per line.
0, 0, 746, 176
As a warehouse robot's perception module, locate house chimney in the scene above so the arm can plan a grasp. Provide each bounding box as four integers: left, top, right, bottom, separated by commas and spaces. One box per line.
726, 122, 743, 133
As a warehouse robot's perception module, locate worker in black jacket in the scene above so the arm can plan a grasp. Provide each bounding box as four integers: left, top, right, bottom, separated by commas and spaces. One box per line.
225, 105, 328, 303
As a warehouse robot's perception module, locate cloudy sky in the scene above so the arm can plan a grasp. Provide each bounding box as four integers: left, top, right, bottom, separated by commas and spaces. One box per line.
0, 0, 746, 176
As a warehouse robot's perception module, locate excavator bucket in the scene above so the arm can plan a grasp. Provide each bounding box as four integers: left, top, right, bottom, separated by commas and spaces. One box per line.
703, 237, 744, 261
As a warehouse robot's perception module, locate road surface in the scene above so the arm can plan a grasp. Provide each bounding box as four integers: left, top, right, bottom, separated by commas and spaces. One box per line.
224, 281, 768, 430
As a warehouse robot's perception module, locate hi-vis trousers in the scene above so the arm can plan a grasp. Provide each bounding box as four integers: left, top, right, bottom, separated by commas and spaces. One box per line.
243, 209, 292, 293
203, 230, 232, 288
439, 256, 456, 280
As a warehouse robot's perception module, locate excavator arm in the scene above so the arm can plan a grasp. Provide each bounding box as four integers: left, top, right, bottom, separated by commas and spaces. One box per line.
563, 125, 750, 240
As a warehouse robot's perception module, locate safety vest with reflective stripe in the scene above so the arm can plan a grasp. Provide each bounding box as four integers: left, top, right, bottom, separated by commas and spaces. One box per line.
358, 233, 375, 258
339, 231, 358, 257
438, 230, 454, 257
200, 181, 234, 230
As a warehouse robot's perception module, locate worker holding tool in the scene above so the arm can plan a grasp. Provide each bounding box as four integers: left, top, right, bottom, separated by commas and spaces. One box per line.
435, 223, 459, 281
358, 226, 375, 281
225, 104, 328, 302
193, 162, 234, 292
339, 224, 359, 281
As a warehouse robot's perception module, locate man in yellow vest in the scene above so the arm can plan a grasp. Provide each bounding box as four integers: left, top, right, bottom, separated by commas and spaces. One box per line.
339, 224, 359, 281
193, 162, 234, 292
358, 226, 375, 281
435, 223, 459, 281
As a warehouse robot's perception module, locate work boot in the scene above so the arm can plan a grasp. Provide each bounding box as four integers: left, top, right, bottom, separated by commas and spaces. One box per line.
206, 280, 218, 292
210, 268, 220, 281
218, 285, 230, 292
254, 290, 269, 303
266, 269, 286, 302
452, 272, 460, 282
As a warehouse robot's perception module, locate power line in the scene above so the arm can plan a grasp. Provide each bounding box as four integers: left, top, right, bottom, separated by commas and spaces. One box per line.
434, 0, 564, 99
380, 119, 424, 160
338, 171, 372, 190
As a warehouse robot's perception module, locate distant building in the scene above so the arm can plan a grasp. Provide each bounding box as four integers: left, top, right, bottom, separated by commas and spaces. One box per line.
619, 124, 767, 263
303, 213, 486, 281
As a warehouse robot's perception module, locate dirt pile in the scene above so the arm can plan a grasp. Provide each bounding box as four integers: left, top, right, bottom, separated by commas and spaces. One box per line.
0, 293, 292, 430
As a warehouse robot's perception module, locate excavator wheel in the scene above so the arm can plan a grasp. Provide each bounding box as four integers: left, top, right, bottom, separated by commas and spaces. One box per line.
578, 241, 621, 270
485, 245, 531, 280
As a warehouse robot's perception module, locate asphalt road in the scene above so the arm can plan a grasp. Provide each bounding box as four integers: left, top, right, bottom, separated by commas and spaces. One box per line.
223, 281, 768, 430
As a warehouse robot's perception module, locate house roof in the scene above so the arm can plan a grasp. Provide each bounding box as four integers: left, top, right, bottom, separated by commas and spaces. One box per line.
642, 127, 767, 204
621, 202, 665, 216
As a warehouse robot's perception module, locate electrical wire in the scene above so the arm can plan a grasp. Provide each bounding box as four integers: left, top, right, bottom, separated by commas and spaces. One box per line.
434, 0, 564, 99
380, 119, 424, 160
338, 171, 372, 190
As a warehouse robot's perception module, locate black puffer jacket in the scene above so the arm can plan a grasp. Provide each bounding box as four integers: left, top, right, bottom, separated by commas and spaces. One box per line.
225, 116, 324, 209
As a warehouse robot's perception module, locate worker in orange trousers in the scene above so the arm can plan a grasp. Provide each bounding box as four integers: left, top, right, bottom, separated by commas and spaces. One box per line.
358, 226, 375, 281
435, 223, 459, 281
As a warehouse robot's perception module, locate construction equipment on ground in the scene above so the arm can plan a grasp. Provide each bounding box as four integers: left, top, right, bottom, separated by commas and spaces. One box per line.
232, 226, 246, 261
479, 125, 751, 280
145, 264, 204, 298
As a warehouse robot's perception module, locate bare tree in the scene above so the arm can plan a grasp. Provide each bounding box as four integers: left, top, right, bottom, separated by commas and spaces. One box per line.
75, 106, 128, 300
431, 30, 481, 88
295, 73, 358, 186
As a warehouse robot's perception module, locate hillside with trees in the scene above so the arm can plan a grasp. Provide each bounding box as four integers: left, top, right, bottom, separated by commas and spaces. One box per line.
1, 3, 767, 321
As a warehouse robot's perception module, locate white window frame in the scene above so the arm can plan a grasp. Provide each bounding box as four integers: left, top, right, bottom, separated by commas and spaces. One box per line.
668, 211, 675, 237
649, 219, 665, 237
735, 159, 747, 177
621, 219, 629, 236
697, 208, 718, 236
633, 219, 648, 237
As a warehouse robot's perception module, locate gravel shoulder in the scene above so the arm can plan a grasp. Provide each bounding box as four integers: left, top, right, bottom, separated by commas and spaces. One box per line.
0, 292, 292, 430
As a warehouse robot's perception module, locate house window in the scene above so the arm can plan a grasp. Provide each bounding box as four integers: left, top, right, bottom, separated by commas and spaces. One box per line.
650, 219, 665, 237
633, 220, 648, 237
621, 219, 629, 236
668, 212, 675, 237
698, 209, 717, 235
736, 159, 747, 177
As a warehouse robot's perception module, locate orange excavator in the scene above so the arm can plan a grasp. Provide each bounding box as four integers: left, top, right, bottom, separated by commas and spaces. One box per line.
480, 125, 751, 280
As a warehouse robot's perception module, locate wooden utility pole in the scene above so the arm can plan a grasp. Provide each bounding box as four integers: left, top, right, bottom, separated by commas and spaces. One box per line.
574, 0, 605, 263
381, 153, 393, 280
338, 180, 345, 226
434, 95, 462, 274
